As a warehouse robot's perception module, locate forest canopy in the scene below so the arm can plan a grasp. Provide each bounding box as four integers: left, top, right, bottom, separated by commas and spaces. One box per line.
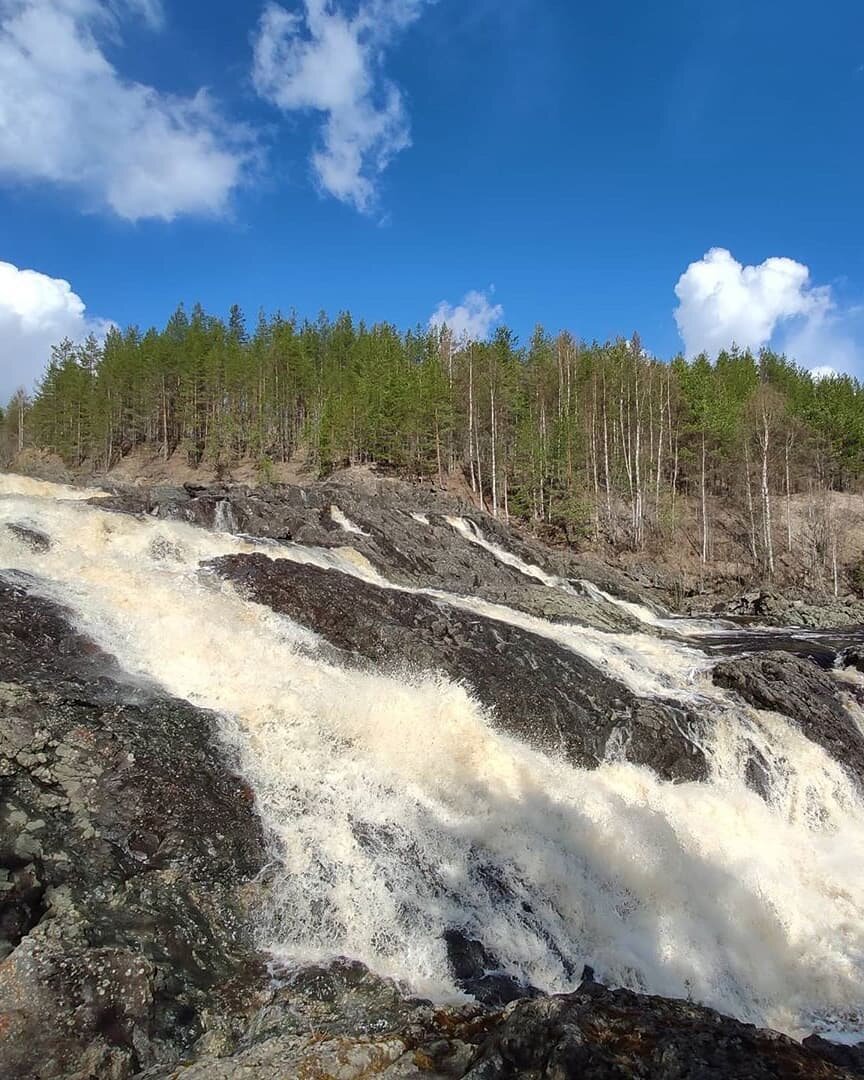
3, 303, 864, 579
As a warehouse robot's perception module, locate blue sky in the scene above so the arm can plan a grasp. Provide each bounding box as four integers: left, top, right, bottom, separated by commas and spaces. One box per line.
0, 0, 863, 397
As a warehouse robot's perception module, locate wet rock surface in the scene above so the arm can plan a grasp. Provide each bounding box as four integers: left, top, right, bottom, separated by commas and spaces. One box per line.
210, 553, 709, 783
712, 651, 864, 787
0, 577, 268, 1078
462, 983, 859, 1079
4, 523, 51, 552
139, 966, 861, 1079
95, 479, 646, 632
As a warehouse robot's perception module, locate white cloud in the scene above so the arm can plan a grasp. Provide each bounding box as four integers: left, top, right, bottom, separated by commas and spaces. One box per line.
674, 247, 863, 375
0, 260, 111, 399
122, 0, 163, 29
674, 248, 830, 356
0, 0, 251, 221
252, 0, 429, 213
429, 289, 503, 343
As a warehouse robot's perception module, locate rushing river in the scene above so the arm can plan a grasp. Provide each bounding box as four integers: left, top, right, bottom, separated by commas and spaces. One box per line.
1, 473, 863, 1042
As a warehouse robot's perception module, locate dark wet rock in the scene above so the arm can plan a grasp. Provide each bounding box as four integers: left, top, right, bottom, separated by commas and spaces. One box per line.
5, 523, 51, 551
96, 479, 644, 632
0, 572, 136, 692
444, 930, 539, 1006
700, 626, 852, 669
712, 651, 864, 786
803, 1035, 864, 1075
0, 581, 268, 1079
839, 646, 864, 673
211, 553, 709, 783
464, 984, 859, 1079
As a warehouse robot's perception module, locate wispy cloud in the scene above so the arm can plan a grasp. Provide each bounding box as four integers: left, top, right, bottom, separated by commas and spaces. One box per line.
429, 288, 503, 342
0, 0, 252, 221
252, 0, 431, 213
674, 247, 863, 375
121, 0, 164, 30
0, 259, 112, 399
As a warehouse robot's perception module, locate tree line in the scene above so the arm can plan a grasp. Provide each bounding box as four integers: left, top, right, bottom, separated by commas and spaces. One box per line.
3, 303, 864, 584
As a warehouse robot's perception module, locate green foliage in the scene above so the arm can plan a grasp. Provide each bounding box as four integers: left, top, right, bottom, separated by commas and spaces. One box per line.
5, 304, 864, 548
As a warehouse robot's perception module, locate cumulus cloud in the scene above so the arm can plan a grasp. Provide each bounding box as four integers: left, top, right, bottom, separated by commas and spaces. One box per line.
0, 260, 111, 399
674, 247, 863, 375
0, 0, 251, 221
674, 248, 830, 356
429, 289, 503, 343
252, 0, 429, 213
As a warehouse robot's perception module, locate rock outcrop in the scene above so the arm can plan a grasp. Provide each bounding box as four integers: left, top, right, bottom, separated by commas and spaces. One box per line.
0, 576, 268, 1078
711, 588, 864, 629
712, 651, 864, 788
211, 553, 709, 783
93, 480, 647, 632
140, 965, 860, 1079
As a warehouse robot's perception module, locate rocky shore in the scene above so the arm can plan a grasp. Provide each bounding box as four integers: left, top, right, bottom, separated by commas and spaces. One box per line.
2, 472, 864, 1077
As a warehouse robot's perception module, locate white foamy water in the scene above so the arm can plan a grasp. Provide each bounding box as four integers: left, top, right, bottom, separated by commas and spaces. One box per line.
1, 475, 864, 1040
447, 516, 562, 587
331, 504, 369, 536
0, 473, 109, 502
446, 515, 752, 639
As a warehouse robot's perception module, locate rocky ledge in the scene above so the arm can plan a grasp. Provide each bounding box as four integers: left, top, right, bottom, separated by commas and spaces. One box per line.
93, 478, 652, 632
210, 553, 708, 783
700, 588, 864, 630
0, 576, 268, 1078
712, 651, 864, 790
141, 962, 863, 1079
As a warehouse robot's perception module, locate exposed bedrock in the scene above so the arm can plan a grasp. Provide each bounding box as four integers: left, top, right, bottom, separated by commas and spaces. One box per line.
95, 480, 648, 632
140, 964, 861, 1079
0, 577, 268, 1079
712, 651, 864, 788
712, 588, 864, 629
211, 553, 708, 784
1, 559, 863, 1074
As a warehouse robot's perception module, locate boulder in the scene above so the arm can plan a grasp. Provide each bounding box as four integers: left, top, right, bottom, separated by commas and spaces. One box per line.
465, 983, 860, 1079
712, 651, 864, 786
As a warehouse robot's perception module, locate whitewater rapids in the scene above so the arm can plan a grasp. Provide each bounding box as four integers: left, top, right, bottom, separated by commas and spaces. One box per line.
1, 474, 863, 1041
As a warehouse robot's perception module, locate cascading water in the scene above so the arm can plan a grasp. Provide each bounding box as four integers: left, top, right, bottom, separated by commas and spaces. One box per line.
2, 473, 864, 1041
331, 504, 369, 536
447, 514, 728, 636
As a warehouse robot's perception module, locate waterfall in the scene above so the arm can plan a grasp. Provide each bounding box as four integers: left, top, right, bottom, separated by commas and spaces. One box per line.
331, 504, 369, 536
2, 473, 864, 1041
214, 498, 239, 534
447, 514, 745, 637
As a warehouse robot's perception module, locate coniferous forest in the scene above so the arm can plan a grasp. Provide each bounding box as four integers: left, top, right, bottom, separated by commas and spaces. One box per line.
3, 303, 864, 581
